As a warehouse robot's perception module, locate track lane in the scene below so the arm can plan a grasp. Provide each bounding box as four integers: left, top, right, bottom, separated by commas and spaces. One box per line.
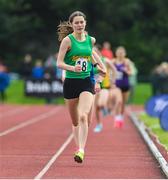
43, 111, 165, 179
0, 105, 72, 179
1, 106, 30, 118
0, 105, 166, 179
0, 104, 18, 111
0, 105, 56, 132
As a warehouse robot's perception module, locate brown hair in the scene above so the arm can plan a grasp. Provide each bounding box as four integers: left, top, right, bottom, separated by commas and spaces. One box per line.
57, 11, 86, 42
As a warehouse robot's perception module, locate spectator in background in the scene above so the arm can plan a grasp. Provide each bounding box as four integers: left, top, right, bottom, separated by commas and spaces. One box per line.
0, 60, 10, 103
151, 65, 161, 95
128, 60, 138, 104
55, 53, 63, 80
44, 53, 57, 79
32, 59, 44, 79
44, 53, 62, 80
20, 54, 33, 79
44, 54, 57, 104
151, 62, 168, 95
101, 41, 114, 60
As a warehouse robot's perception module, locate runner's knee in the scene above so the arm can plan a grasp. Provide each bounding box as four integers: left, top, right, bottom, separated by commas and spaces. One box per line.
72, 121, 78, 126
78, 111, 89, 122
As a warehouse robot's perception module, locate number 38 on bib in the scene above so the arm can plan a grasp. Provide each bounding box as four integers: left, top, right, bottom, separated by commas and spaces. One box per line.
76, 58, 88, 72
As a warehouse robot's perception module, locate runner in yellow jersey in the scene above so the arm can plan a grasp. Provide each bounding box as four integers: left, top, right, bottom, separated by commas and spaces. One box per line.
93, 45, 117, 132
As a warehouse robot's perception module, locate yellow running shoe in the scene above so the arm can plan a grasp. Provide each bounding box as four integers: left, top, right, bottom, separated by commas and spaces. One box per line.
74, 150, 84, 163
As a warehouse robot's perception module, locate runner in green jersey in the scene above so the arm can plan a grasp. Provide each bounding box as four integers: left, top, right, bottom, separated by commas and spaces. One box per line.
57, 11, 106, 163
64, 33, 92, 79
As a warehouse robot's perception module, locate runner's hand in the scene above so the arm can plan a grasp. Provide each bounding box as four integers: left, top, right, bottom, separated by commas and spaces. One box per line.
95, 82, 101, 93
97, 65, 106, 77
111, 83, 116, 89
74, 64, 82, 72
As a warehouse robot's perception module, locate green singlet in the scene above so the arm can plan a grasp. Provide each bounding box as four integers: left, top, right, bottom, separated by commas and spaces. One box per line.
64, 33, 93, 79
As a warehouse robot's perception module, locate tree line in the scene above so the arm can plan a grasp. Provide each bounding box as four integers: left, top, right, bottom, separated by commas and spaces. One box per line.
0, 0, 168, 80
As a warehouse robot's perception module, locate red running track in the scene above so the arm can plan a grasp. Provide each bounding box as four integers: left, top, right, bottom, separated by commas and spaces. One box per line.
0, 104, 166, 179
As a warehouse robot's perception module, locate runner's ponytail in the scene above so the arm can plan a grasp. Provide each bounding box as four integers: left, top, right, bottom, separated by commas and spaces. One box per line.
57, 21, 73, 42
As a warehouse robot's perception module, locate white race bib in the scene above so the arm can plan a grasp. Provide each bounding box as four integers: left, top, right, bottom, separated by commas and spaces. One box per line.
116, 71, 123, 80
76, 58, 88, 72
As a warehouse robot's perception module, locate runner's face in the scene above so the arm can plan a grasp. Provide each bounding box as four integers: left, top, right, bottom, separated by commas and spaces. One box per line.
116, 48, 126, 58
72, 16, 86, 34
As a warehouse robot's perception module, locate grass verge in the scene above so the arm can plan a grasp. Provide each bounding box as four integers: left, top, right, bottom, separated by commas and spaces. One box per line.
139, 113, 168, 151
4, 80, 152, 105
5, 79, 64, 104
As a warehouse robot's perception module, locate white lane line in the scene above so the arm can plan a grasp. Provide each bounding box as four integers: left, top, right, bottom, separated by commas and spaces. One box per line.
0, 107, 61, 137
34, 133, 73, 180
1, 106, 30, 118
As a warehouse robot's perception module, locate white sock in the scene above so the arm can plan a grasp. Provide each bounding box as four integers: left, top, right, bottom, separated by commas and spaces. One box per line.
79, 148, 84, 153
115, 114, 123, 121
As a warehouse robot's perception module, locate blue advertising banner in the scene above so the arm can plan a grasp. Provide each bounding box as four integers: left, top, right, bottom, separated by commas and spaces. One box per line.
160, 105, 168, 131
145, 95, 168, 117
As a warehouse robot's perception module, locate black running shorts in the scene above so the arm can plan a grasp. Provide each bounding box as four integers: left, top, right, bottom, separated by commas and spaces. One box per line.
118, 86, 130, 92
63, 77, 95, 99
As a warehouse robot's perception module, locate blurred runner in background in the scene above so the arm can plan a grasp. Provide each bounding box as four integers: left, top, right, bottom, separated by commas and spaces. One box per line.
101, 41, 114, 60
113, 46, 132, 128
93, 44, 117, 133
